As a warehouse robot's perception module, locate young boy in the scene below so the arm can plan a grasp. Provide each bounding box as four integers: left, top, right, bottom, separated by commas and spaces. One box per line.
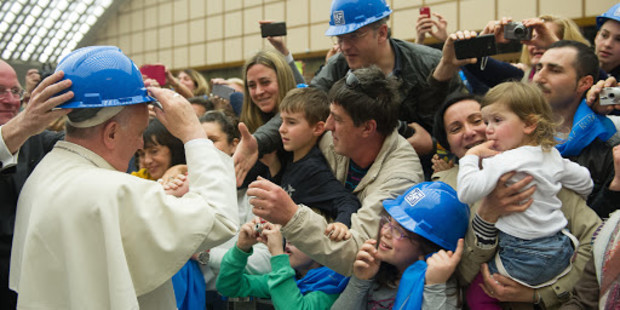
265, 87, 361, 241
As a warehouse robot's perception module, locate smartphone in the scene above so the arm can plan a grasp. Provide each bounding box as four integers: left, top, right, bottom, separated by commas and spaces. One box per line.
453, 34, 498, 60
419, 6, 430, 18
261, 22, 287, 38
140, 64, 166, 87
212, 84, 236, 100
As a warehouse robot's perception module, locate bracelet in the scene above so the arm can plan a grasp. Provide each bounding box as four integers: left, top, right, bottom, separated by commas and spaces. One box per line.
533, 289, 541, 304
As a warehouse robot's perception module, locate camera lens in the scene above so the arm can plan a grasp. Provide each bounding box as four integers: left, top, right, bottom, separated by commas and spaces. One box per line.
610, 92, 615, 98
514, 25, 525, 35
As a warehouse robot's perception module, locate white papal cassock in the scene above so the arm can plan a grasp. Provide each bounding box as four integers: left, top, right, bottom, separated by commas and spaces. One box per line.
10, 139, 238, 309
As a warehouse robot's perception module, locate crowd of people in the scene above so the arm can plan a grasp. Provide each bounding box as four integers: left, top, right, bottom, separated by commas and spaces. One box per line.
1, 0, 620, 309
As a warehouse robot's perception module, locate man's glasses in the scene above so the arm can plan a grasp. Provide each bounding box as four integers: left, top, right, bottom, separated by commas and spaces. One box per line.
0, 87, 24, 100
380, 216, 412, 241
331, 29, 371, 45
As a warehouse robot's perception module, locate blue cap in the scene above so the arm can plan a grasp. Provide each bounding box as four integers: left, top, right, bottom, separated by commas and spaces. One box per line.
383, 182, 470, 251
597, 3, 620, 29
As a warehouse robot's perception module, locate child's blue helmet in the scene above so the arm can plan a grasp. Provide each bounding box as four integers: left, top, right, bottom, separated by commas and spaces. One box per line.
383, 182, 470, 251
597, 3, 620, 30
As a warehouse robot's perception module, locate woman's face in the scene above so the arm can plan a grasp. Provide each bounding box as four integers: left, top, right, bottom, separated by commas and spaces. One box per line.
178, 71, 196, 93
143, 142, 172, 180
443, 100, 486, 158
201, 121, 238, 156
526, 22, 559, 65
246, 64, 279, 114
377, 217, 422, 272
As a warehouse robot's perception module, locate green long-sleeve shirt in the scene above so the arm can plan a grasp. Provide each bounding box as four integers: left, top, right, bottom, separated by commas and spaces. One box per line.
216, 245, 339, 310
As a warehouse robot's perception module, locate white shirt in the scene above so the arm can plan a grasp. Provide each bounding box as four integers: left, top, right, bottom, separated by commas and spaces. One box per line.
457, 145, 593, 239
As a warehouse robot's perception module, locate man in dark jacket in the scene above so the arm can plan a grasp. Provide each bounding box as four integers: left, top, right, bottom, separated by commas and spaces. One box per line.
242, 0, 463, 182
0, 60, 69, 309
533, 40, 620, 218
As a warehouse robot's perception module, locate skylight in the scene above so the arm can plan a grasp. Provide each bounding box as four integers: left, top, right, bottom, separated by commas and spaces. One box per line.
0, 0, 114, 64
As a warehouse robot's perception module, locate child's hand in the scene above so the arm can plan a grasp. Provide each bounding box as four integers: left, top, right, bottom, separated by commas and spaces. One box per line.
465, 140, 499, 158
353, 239, 381, 280
237, 220, 261, 253
257, 222, 284, 256
325, 222, 352, 241
425, 239, 464, 284
431, 154, 454, 173
161, 174, 189, 197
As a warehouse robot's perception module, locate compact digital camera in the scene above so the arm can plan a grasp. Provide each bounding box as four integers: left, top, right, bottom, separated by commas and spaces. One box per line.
600, 87, 620, 106
504, 22, 533, 41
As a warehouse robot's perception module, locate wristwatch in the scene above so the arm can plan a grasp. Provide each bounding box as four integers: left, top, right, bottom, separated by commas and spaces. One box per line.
197, 250, 210, 265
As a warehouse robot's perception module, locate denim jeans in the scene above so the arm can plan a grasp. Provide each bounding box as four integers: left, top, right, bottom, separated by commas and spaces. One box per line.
489, 230, 574, 287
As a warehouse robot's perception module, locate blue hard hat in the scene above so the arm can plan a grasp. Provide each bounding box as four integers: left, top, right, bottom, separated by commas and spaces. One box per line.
383, 182, 470, 251
325, 0, 392, 36
55, 46, 155, 109
597, 3, 620, 29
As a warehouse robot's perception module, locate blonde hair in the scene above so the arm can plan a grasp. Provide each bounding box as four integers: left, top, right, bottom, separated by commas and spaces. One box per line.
482, 81, 558, 150
240, 50, 296, 133
181, 69, 210, 96
519, 15, 590, 65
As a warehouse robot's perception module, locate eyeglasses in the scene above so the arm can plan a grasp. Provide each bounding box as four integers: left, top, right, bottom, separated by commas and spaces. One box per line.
0, 87, 24, 100
380, 216, 412, 241
331, 29, 371, 45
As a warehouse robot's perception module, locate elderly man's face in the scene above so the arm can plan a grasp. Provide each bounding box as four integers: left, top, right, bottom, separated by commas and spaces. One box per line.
114, 103, 149, 172
0, 61, 22, 125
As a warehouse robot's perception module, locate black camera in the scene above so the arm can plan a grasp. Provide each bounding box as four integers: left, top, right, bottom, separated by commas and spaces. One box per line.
504, 22, 532, 41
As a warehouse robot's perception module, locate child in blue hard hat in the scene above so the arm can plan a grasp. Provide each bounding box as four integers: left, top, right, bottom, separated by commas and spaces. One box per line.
331, 181, 469, 309
595, 3, 620, 79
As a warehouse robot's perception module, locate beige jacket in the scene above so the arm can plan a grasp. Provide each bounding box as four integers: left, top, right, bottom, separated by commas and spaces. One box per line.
281, 130, 423, 276
10, 140, 238, 309
433, 166, 601, 310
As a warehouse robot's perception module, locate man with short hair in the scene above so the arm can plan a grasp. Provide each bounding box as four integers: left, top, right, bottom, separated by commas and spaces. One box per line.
9, 46, 238, 309
247, 66, 423, 276
533, 40, 619, 218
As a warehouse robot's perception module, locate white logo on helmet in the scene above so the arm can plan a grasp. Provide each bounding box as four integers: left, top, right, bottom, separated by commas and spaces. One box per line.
333, 10, 345, 25
404, 188, 425, 207
615, 7, 620, 17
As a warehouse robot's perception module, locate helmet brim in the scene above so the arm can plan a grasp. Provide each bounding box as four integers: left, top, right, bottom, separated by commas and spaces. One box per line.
58, 95, 158, 109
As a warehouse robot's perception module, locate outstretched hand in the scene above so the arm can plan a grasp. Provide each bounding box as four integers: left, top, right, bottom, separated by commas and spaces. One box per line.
233, 122, 259, 186
247, 176, 298, 226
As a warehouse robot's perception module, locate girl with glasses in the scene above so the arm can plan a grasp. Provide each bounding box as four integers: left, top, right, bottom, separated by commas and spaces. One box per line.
331, 182, 469, 310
